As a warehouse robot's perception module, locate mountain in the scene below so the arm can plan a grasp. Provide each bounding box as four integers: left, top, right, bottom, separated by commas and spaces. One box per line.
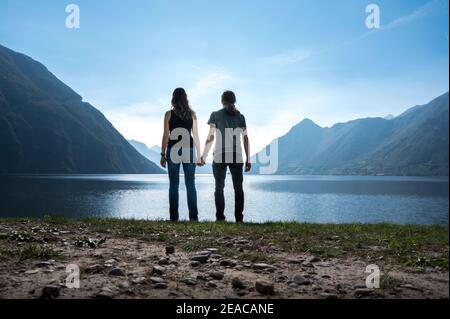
0, 44, 163, 174
128, 140, 162, 167
129, 140, 213, 174
252, 92, 449, 176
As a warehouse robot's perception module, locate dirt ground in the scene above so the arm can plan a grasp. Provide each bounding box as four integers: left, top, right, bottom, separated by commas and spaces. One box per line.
0, 222, 448, 299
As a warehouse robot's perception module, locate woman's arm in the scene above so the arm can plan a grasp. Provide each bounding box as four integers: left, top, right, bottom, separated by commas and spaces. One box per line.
160, 111, 171, 168
201, 125, 216, 164
192, 114, 202, 163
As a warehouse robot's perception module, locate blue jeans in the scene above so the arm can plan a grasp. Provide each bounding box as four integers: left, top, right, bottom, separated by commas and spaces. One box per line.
167, 147, 198, 221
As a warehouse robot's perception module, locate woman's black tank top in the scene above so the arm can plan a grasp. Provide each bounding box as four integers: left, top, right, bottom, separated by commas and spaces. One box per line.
168, 110, 194, 148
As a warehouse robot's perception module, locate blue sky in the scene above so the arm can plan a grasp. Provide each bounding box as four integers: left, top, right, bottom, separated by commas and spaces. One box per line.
0, 0, 448, 153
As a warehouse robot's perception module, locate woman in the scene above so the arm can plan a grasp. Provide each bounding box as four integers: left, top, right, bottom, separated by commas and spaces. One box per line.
201, 90, 251, 223
160, 88, 202, 221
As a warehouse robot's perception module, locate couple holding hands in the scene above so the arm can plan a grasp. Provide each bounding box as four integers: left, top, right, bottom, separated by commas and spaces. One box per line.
160, 88, 251, 223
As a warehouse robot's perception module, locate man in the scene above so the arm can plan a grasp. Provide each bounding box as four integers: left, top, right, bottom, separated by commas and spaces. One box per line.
201, 90, 251, 223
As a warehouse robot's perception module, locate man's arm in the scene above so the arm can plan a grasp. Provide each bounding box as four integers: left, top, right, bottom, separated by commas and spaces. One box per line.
243, 128, 251, 172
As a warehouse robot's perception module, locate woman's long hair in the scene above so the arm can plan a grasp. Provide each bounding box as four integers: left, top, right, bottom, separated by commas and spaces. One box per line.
222, 90, 238, 115
171, 88, 194, 120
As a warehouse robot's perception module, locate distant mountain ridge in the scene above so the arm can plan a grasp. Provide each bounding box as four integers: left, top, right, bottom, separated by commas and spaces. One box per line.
0, 44, 163, 174
253, 92, 449, 176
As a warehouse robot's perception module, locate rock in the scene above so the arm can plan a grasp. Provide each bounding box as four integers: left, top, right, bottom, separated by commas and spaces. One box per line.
309, 256, 321, 263
154, 283, 169, 289
105, 259, 116, 265
94, 287, 116, 299
321, 293, 339, 299
25, 269, 40, 275
400, 284, 423, 292
158, 258, 171, 265
302, 262, 314, 268
207, 281, 217, 288
191, 255, 210, 264
225, 242, 234, 248
287, 258, 303, 264
322, 275, 332, 279
220, 259, 237, 267
207, 248, 219, 253
165, 246, 175, 255
40, 285, 61, 299
85, 264, 104, 274
190, 261, 201, 268
210, 272, 225, 280
210, 254, 222, 259
354, 289, 374, 298
354, 283, 367, 289
255, 280, 275, 295
292, 274, 311, 286
231, 277, 245, 289
34, 261, 53, 268
152, 265, 165, 275
118, 281, 130, 290
289, 283, 299, 289
181, 278, 197, 286
253, 263, 275, 271
109, 267, 126, 277
132, 277, 147, 285
149, 277, 166, 284
336, 283, 344, 291
197, 250, 212, 256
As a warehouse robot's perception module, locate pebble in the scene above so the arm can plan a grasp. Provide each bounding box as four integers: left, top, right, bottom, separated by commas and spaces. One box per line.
40, 285, 61, 299
400, 284, 423, 292
165, 246, 175, 255
289, 283, 299, 289
191, 255, 210, 264
210, 272, 225, 280
154, 282, 169, 289
190, 261, 201, 268
321, 293, 339, 299
34, 261, 53, 268
149, 277, 166, 284
132, 277, 147, 285
152, 265, 165, 275
109, 268, 126, 277
253, 263, 275, 271
207, 281, 217, 288
158, 258, 171, 265
94, 287, 116, 299
354, 288, 374, 297
292, 274, 311, 286
85, 264, 104, 274
232, 277, 245, 289
220, 259, 237, 267
118, 281, 130, 290
255, 280, 275, 295
181, 278, 197, 286
309, 256, 321, 263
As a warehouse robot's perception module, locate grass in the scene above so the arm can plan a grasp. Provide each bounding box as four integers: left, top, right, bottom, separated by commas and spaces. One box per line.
0, 216, 448, 269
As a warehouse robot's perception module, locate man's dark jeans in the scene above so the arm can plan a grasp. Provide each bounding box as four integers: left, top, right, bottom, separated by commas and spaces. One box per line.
212, 162, 244, 222
167, 147, 198, 221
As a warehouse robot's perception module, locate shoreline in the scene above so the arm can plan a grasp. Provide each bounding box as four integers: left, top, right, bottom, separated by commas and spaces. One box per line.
0, 217, 448, 299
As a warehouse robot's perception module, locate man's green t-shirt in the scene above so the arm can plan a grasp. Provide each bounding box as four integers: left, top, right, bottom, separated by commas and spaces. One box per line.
208, 108, 247, 162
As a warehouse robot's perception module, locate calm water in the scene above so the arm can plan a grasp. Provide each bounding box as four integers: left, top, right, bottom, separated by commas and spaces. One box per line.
0, 175, 448, 225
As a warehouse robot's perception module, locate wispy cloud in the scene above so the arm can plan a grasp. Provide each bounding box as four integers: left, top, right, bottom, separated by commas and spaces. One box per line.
385, 0, 445, 30
261, 48, 313, 67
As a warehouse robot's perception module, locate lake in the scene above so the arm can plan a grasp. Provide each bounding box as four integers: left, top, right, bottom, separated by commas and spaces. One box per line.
0, 175, 448, 225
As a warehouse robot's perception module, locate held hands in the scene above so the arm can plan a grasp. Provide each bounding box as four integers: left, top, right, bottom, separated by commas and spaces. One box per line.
196, 156, 205, 167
